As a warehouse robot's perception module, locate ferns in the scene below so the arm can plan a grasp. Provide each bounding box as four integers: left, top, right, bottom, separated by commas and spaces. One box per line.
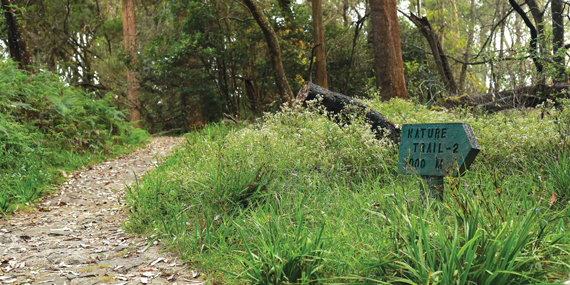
0, 59, 147, 213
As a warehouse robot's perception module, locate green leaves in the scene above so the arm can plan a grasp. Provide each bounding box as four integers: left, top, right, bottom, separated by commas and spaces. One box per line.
397, 207, 542, 285
0, 59, 147, 213
234, 204, 327, 285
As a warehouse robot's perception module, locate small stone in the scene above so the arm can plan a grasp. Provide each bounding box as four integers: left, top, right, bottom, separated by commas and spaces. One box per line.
114, 245, 129, 252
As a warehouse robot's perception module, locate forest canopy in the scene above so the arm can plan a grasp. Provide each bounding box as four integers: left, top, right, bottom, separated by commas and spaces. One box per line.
1, 0, 568, 132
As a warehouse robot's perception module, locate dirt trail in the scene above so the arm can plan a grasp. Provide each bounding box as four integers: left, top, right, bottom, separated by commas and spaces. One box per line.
0, 137, 203, 285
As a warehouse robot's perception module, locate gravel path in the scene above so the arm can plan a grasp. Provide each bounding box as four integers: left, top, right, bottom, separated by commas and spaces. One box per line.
0, 137, 203, 285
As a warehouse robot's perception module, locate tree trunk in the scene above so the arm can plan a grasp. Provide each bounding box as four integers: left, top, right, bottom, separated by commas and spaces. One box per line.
525, 0, 545, 53
342, 0, 349, 26
312, 0, 328, 88
343, 13, 368, 94
296, 82, 401, 142
122, 0, 141, 126
552, 0, 566, 82
409, 13, 458, 95
369, 0, 408, 101
508, 0, 543, 74
2, 0, 32, 70
458, 0, 475, 94
243, 0, 294, 105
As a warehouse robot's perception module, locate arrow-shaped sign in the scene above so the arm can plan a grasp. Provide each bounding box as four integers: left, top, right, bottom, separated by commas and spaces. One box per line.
397, 123, 480, 177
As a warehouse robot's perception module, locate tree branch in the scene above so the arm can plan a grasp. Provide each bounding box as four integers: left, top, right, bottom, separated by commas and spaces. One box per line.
219, 17, 254, 22
474, 8, 516, 59
508, 0, 543, 72
402, 43, 532, 65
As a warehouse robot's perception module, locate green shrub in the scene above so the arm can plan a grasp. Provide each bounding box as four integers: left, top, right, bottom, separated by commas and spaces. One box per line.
0, 59, 148, 213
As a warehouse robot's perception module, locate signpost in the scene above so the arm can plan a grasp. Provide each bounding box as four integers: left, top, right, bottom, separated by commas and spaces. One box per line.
397, 123, 480, 200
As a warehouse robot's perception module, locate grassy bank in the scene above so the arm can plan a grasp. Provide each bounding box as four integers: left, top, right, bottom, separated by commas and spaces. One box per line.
126, 98, 570, 284
0, 60, 149, 213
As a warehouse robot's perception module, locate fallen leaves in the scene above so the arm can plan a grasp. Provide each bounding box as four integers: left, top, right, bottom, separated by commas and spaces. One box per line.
0, 137, 193, 284
549, 192, 557, 207
150, 257, 167, 266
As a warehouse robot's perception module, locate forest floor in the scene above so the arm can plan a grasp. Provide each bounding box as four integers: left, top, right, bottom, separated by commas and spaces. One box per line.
0, 137, 204, 285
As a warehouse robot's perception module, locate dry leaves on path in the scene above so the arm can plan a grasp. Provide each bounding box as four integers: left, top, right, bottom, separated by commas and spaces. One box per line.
0, 137, 204, 285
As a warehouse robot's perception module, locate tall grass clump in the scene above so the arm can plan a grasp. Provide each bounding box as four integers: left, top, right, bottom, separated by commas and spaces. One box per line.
126, 99, 570, 284
0, 60, 149, 213
233, 200, 327, 285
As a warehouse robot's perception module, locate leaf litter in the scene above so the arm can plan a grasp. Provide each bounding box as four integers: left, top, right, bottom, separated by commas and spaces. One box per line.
0, 137, 205, 284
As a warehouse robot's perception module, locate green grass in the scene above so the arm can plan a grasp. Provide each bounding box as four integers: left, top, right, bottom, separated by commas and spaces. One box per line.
125, 99, 570, 284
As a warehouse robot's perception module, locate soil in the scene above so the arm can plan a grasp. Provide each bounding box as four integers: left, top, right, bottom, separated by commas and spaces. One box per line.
0, 137, 204, 285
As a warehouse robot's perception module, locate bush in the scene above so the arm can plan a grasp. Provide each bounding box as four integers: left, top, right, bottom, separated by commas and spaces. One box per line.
0, 60, 148, 213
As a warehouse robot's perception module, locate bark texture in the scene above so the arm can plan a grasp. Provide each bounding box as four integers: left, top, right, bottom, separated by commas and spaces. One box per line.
409, 13, 458, 95
312, 0, 328, 88
2, 0, 32, 70
122, 0, 141, 126
552, 0, 566, 82
369, 0, 408, 101
296, 82, 401, 142
243, 0, 294, 105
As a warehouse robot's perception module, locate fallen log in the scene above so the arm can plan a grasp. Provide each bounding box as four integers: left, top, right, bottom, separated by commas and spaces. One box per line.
445, 83, 570, 112
296, 82, 401, 142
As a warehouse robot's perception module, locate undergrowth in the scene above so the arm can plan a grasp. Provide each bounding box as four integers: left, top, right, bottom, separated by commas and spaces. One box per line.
0, 60, 149, 213
126, 98, 570, 284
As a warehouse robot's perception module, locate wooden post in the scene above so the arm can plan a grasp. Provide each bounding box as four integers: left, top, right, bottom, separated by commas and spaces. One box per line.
420, 176, 444, 201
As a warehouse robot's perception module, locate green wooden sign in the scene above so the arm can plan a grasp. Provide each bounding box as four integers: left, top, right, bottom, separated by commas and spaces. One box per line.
398, 123, 480, 176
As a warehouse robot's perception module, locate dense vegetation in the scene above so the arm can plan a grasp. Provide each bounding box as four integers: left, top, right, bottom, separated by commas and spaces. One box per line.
126, 98, 570, 284
0, 60, 149, 213
2, 0, 567, 131
2, 0, 569, 282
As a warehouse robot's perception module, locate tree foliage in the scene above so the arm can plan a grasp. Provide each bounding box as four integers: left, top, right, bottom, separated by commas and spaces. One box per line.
0, 0, 568, 131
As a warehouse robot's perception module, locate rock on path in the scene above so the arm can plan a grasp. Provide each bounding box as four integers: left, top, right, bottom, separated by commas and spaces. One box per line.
0, 137, 203, 285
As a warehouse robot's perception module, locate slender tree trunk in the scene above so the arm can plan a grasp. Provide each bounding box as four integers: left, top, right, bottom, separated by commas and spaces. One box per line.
438, 0, 445, 50
122, 0, 141, 126
342, 0, 349, 26
2, 0, 32, 70
450, 0, 459, 36
508, 0, 543, 74
369, 0, 408, 100
343, 13, 368, 94
525, 0, 545, 53
82, 34, 93, 91
409, 13, 458, 95
312, 0, 328, 88
458, 0, 475, 94
243, 0, 294, 105
495, 2, 506, 93
552, 0, 566, 82
525, 0, 548, 85
499, 3, 506, 60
